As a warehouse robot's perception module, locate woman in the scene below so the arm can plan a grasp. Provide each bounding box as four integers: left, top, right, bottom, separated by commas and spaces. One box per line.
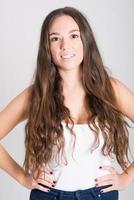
0, 7, 134, 200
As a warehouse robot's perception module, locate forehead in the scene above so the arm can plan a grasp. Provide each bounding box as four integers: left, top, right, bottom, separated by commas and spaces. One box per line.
49, 15, 79, 33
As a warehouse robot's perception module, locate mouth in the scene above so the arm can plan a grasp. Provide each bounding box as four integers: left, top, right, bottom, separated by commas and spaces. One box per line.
61, 54, 75, 60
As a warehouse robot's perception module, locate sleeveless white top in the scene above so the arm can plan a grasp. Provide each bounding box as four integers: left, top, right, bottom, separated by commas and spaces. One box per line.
48, 122, 113, 191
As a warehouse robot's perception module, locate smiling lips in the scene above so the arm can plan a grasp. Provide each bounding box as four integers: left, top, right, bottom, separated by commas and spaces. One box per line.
61, 54, 75, 60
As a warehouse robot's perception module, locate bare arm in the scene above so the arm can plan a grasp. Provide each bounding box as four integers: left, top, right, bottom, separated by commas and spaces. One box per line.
95, 78, 134, 193
111, 77, 134, 122
0, 87, 30, 140
0, 86, 31, 187
111, 77, 134, 180
0, 86, 55, 192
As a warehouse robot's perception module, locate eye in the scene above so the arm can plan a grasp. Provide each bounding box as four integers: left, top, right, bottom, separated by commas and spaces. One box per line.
50, 37, 59, 42
71, 34, 79, 39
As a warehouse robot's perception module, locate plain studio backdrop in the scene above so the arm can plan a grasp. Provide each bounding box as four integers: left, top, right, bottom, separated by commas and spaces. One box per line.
0, 0, 134, 200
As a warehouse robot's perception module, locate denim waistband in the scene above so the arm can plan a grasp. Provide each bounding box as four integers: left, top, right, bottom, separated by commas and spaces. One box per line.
30, 184, 118, 200
48, 184, 101, 197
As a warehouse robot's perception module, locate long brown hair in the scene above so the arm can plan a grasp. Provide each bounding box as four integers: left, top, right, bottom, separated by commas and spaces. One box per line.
24, 7, 131, 174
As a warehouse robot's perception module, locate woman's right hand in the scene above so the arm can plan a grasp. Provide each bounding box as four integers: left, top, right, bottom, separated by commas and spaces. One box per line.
22, 165, 56, 192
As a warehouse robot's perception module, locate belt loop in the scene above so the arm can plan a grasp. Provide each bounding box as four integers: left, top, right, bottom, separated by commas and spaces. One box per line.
90, 188, 97, 198
75, 190, 81, 200
58, 191, 64, 200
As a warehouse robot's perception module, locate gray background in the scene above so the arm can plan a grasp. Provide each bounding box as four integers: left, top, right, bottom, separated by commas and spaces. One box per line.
0, 0, 134, 199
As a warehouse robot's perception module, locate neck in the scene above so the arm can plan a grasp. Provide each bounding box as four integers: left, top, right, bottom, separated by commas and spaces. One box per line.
59, 67, 83, 91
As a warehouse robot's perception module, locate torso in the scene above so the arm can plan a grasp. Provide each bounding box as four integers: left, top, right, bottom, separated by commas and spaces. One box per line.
63, 86, 90, 124
48, 122, 113, 191
48, 84, 113, 191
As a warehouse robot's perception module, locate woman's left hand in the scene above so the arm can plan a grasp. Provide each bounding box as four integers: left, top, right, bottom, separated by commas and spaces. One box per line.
95, 165, 133, 193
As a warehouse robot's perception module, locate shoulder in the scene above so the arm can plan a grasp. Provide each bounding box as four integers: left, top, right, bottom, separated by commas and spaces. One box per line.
0, 85, 32, 140
110, 77, 134, 121
3, 85, 32, 117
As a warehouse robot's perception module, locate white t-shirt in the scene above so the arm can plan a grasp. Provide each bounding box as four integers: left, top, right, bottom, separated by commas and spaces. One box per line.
48, 122, 113, 191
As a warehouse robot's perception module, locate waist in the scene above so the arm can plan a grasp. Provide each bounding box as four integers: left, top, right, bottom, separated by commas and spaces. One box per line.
49, 156, 112, 191
30, 184, 119, 200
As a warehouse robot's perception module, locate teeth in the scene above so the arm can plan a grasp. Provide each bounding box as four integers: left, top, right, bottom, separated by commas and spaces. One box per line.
61, 54, 74, 59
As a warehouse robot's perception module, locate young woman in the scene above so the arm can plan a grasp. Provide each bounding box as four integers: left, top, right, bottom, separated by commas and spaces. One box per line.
0, 7, 134, 200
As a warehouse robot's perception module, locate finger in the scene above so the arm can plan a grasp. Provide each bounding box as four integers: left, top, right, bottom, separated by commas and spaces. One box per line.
37, 178, 56, 188
95, 174, 114, 182
42, 163, 53, 174
32, 169, 40, 179
32, 177, 38, 188
33, 168, 53, 181
32, 178, 52, 192
40, 170, 54, 179
95, 180, 113, 187
35, 184, 51, 192
38, 173, 56, 184
100, 166, 116, 174
39, 173, 55, 186
101, 185, 115, 193
39, 171, 54, 180
37, 167, 53, 176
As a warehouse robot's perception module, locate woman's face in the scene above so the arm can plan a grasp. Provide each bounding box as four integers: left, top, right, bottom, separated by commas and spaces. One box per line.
49, 15, 83, 71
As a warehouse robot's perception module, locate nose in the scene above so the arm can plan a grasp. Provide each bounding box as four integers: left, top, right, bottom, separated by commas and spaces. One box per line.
60, 38, 70, 50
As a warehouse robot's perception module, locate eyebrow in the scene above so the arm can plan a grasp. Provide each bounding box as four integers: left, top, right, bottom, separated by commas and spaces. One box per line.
49, 29, 80, 36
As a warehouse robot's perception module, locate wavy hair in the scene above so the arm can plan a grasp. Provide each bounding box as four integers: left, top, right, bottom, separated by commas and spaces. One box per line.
24, 7, 131, 174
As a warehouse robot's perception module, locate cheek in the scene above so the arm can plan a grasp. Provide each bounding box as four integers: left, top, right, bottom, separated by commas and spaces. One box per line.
78, 43, 84, 58
50, 46, 61, 65
50, 47, 57, 60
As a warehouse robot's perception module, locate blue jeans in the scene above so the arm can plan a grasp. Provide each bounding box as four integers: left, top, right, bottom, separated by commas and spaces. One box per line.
30, 184, 119, 200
